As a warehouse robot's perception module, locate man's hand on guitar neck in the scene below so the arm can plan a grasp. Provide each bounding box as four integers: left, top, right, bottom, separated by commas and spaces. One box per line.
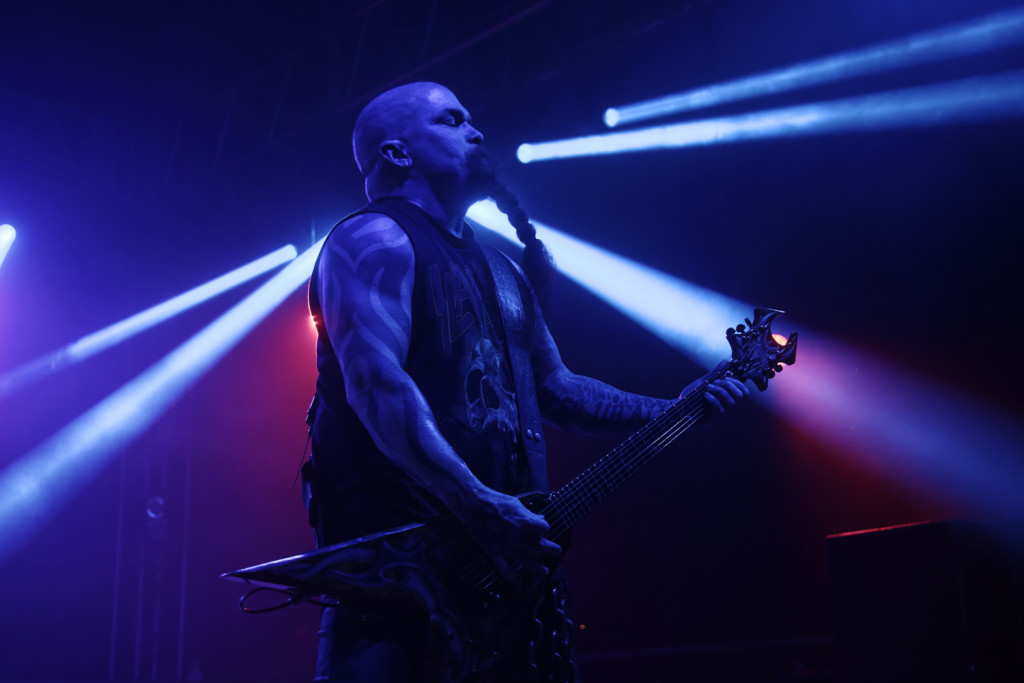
453, 483, 561, 587
683, 359, 751, 418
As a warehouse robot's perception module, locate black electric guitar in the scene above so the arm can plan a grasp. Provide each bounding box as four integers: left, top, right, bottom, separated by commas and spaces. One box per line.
223, 307, 797, 682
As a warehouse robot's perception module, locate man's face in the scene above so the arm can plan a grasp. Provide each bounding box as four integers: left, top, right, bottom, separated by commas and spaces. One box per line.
403, 86, 495, 199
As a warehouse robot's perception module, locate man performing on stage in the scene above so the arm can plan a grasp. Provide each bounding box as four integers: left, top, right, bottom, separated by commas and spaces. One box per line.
304, 81, 748, 682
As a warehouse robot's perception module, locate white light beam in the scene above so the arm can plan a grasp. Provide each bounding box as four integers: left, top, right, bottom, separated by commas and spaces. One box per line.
604, 6, 1024, 127
469, 203, 1024, 518
0, 239, 323, 566
521, 71, 1024, 163
0, 244, 299, 397
468, 200, 748, 367
0, 224, 16, 271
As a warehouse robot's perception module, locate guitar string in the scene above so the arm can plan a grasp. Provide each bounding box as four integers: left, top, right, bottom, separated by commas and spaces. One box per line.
553, 413, 702, 530
545, 394, 705, 532
461, 374, 717, 590
550, 345, 766, 523
464, 387, 711, 591
540, 374, 717, 529
548, 382, 707, 513
462, 333, 785, 592
467, 407, 706, 592
464, 341, 774, 591
543, 403, 702, 531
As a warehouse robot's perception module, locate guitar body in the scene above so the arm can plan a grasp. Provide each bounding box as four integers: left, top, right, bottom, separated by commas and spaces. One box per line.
225, 308, 796, 683
228, 492, 575, 683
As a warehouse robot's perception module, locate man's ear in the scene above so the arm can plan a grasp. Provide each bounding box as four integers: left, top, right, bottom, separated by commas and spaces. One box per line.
379, 140, 412, 169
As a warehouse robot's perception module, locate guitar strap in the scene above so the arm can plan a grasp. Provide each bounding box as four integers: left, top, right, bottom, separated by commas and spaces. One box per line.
482, 247, 549, 493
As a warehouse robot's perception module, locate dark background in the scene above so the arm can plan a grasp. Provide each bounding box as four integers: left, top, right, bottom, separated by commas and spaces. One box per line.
1, 0, 1023, 681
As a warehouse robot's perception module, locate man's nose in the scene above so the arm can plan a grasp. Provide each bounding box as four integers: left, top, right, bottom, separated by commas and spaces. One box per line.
467, 125, 483, 144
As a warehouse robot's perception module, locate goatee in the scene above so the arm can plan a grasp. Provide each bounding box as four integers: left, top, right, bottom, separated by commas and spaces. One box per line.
467, 146, 497, 191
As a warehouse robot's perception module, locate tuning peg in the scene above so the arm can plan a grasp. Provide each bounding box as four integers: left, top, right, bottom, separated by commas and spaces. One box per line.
736, 324, 746, 332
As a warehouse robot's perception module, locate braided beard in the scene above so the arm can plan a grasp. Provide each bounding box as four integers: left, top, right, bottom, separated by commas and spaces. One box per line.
485, 178, 557, 310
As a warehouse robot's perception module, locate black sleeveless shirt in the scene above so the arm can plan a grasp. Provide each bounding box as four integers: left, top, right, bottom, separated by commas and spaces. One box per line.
308, 197, 543, 544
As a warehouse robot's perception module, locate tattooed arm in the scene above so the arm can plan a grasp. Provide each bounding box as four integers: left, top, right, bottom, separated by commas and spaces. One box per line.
530, 296, 748, 434
319, 213, 558, 579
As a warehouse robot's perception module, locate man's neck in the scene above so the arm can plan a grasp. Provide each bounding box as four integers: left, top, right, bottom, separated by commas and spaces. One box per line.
404, 194, 467, 238
382, 185, 466, 239
374, 180, 472, 238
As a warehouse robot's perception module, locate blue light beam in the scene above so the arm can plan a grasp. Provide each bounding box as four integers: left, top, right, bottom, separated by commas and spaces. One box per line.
0, 244, 299, 397
0, 224, 15, 271
519, 71, 1024, 163
468, 203, 1024, 518
604, 6, 1024, 127
468, 200, 749, 367
771, 335, 1024, 519
0, 239, 324, 566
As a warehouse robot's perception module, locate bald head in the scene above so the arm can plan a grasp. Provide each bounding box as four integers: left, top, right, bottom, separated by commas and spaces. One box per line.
351, 82, 492, 205
352, 82, 453, 176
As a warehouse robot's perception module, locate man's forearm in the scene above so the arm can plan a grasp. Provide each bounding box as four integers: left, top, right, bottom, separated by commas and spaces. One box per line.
348, 366, 491, 515
347, 364, 560, 576
537, 368, 675, 435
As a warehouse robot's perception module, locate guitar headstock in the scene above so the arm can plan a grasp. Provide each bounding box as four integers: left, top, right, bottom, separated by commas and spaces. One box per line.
726, 307, 797, 391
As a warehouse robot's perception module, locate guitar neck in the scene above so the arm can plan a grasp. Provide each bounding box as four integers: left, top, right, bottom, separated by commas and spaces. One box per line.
540, 367, 730, 538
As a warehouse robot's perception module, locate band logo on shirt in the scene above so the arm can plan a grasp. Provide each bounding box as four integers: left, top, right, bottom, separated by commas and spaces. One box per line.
428, 262, 482, 357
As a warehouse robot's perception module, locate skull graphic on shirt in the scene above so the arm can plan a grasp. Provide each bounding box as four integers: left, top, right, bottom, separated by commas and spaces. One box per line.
464, 337, 517, 439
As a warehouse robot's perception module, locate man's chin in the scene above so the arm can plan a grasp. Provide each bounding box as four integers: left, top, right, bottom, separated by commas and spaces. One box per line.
465, 171, 498, 201
468, 150, 497, 183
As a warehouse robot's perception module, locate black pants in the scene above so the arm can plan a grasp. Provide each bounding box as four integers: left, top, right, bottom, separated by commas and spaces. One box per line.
315, 589, 579, 683
315, 600, 430, 683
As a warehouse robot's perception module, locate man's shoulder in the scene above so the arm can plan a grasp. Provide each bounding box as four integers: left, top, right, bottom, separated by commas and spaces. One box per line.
339, 210, 404, 235
317, 212, 414, 283
327, 212, 410, 250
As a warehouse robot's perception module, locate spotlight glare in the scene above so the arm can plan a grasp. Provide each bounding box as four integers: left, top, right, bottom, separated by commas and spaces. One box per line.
0, 224, 15, 270
520, 71, 1024, 162
516, 144, 535, 164
0, 244, 299, 397
0, 238, 324, 566
605, 6, 1024, 126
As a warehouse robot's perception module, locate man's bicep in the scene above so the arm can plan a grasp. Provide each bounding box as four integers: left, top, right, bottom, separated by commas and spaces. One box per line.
318, 214, 415, 375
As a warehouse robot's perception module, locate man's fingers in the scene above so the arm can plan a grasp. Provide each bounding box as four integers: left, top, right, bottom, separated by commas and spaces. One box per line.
510, 528, 561, 559
713, 385, 736, 405
538, 537, 562, 558
723, 376, 750, 397
490, 540, 558, 586
492, 556, 524, 587
704, 385, 733, 412
478, 500, 561, 582
522, 510, 550, 535
704, 391, 725, 414
704, 378, 750, 412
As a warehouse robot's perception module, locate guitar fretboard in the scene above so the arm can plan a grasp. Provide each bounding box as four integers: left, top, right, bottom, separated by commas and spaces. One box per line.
540, 367, 729, 537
